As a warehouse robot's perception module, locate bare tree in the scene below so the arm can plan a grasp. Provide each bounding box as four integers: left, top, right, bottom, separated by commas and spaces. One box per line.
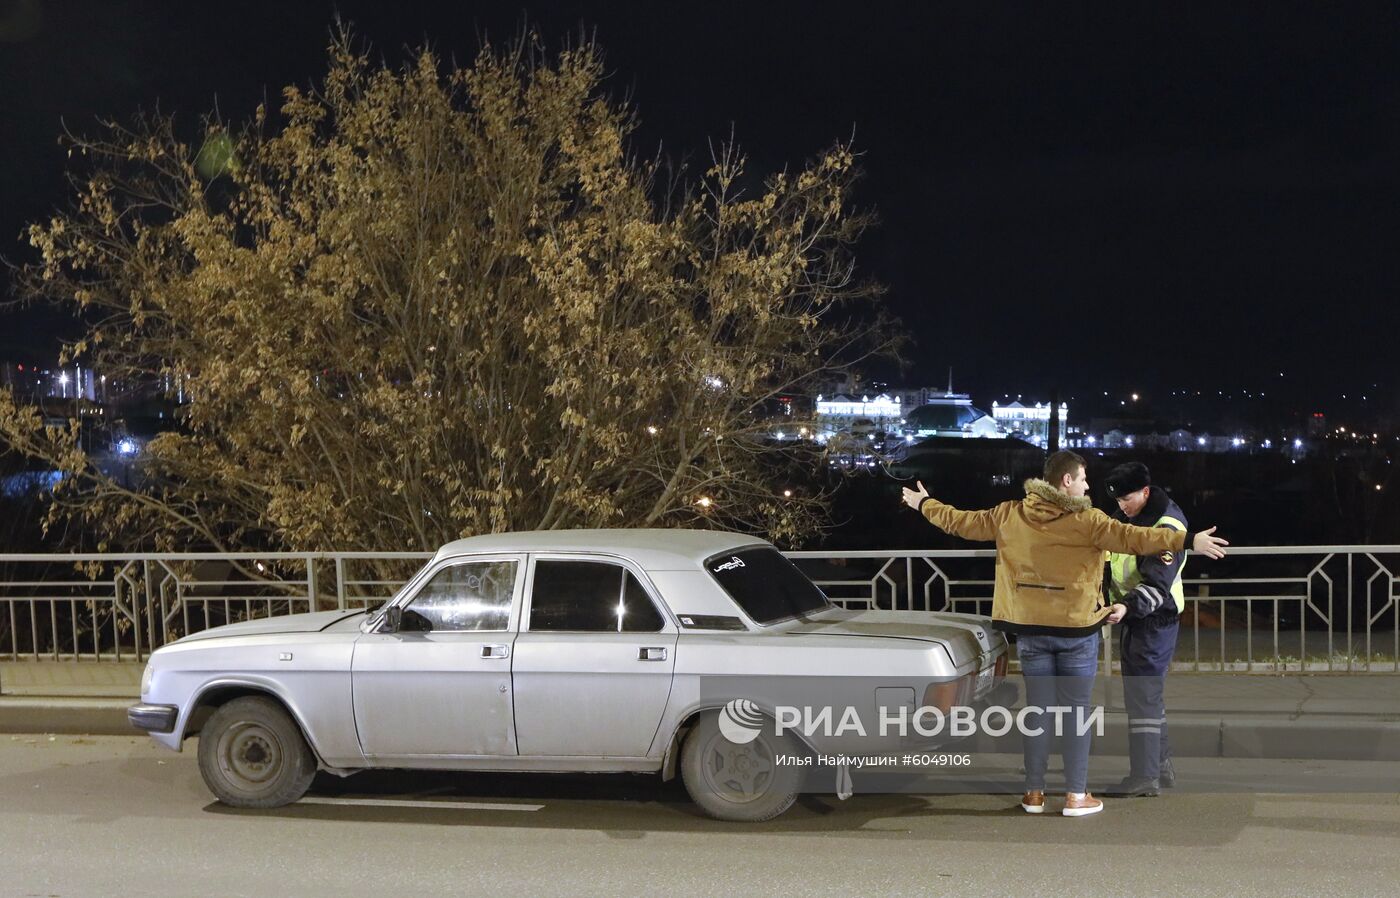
0, 29, 896, 552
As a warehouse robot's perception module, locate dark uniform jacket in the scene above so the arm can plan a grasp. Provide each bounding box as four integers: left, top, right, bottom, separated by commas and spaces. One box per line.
1108, 488, 1189, 621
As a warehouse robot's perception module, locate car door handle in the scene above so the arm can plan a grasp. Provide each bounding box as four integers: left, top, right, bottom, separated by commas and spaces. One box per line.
638, 647, 667, 661
481, 644, 510, 659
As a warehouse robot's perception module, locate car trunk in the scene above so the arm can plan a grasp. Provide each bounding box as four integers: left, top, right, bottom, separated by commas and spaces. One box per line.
783, 607, 997, 671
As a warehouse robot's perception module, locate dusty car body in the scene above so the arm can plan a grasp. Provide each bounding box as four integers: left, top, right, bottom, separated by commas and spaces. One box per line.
131, 529, 1008, 820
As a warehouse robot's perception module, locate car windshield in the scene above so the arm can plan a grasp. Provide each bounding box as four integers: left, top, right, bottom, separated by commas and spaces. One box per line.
704, 547, 832, 625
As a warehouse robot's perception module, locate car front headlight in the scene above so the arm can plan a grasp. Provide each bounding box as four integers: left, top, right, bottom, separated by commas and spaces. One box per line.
140, 662, 154, 697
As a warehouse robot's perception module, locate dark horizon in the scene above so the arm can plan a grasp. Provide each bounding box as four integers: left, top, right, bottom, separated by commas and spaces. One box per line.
3, 1, 1399, 411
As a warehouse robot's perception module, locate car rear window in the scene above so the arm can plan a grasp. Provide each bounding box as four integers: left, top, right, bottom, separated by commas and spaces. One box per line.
704, 547, 832, 625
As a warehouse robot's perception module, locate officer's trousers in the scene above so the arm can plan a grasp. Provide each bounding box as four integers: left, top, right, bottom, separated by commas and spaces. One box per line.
1119, 612, 1179, 780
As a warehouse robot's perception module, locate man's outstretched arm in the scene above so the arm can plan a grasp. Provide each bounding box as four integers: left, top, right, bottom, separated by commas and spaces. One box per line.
902, 480, 1001, 542
1087, 511, 1229, 560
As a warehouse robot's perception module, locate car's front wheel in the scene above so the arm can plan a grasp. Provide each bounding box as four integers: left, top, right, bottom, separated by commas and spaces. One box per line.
197, 696, 317, 808
679, 710, 805, 821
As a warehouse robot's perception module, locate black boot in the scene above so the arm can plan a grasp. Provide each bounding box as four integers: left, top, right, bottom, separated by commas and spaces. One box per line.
1108, 775, 1160, 797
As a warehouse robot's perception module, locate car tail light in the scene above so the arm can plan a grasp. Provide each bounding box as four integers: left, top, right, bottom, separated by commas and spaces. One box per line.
994, 652, 1008, 678
923, 674, 972, 713
923, 680, 960, 714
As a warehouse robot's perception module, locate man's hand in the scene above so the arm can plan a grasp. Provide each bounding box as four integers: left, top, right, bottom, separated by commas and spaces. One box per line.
1192, 526, 1230, 559
901, 480, 930, 512
1106, 603, 1128, 624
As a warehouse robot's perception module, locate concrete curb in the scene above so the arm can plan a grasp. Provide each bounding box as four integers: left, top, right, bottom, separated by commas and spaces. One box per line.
4, 696, 1400, 761
0, 697, 136, 735
961, 711, 1400, 762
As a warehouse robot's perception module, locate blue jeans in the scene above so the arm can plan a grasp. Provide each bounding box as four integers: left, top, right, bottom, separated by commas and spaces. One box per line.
1017, 631, 1101, 794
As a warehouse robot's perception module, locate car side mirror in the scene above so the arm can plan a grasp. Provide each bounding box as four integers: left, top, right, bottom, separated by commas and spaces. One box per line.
382, 605, 402, 633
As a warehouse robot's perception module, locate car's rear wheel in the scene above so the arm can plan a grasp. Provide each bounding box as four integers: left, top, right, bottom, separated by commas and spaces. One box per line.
679, 710, 804, 821
197, 696, 316, 808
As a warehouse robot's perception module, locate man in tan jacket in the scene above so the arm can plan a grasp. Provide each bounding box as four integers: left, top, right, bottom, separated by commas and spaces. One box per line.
901, 450, 1228, 817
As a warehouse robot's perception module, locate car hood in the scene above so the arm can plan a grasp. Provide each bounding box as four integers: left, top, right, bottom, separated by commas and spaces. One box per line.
174, 609, 367, 644
783, 608, 1000, 668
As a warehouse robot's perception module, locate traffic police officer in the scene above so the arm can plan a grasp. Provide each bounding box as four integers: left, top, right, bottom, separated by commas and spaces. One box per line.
1103, 462, 1185, 796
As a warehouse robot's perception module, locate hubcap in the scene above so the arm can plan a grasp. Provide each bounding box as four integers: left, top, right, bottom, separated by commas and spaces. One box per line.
700, 731, 777, 804
217, 721, 283, 788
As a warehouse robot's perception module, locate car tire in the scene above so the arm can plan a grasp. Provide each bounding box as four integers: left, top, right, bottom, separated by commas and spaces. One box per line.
679, 710, 804, 822
197, 696, 317, 808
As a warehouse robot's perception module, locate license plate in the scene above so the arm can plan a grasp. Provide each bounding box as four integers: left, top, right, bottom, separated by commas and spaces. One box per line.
975, 664, 994, 697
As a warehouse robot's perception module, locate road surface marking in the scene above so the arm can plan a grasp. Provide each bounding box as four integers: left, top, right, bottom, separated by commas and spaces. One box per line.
297, 796, 544, 811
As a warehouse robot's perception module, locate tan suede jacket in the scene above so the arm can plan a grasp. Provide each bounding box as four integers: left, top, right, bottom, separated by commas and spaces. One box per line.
919, 479, 1194, 635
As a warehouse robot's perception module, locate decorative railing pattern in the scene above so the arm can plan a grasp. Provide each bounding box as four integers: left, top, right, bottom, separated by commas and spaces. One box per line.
1, 546, 1396, 672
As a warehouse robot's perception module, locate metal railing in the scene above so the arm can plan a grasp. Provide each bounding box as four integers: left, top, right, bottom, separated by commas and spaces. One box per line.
0, 546, 1397, 672
788, 546, 1400, 673
0, 552, 432, 663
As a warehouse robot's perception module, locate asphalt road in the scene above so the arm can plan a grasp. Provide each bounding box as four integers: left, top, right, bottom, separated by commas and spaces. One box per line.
3, 735, 1400, 898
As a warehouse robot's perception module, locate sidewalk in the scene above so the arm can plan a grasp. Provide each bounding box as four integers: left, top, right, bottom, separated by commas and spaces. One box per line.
2, 660, 1400, 761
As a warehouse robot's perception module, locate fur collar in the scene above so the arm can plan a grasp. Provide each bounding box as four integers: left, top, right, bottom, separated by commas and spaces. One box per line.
1023, 478, 1093, 514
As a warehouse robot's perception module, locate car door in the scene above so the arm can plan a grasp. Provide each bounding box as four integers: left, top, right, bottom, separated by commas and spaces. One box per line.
511, 556, 678, 758
351, 555, 522, 759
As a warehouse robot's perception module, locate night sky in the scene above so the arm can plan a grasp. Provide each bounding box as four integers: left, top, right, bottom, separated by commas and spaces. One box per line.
3, 1, 1399, 411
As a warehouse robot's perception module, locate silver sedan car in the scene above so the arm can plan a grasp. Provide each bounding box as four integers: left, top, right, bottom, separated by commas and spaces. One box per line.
130, 529, 1008, 821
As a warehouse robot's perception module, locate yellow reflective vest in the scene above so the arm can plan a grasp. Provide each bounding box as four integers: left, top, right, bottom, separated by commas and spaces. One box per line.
1107, 507, 1187, 616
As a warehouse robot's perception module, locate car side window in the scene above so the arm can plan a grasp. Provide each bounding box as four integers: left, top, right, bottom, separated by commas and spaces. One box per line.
402, 560, 517, 632
529, 560, 666, 632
